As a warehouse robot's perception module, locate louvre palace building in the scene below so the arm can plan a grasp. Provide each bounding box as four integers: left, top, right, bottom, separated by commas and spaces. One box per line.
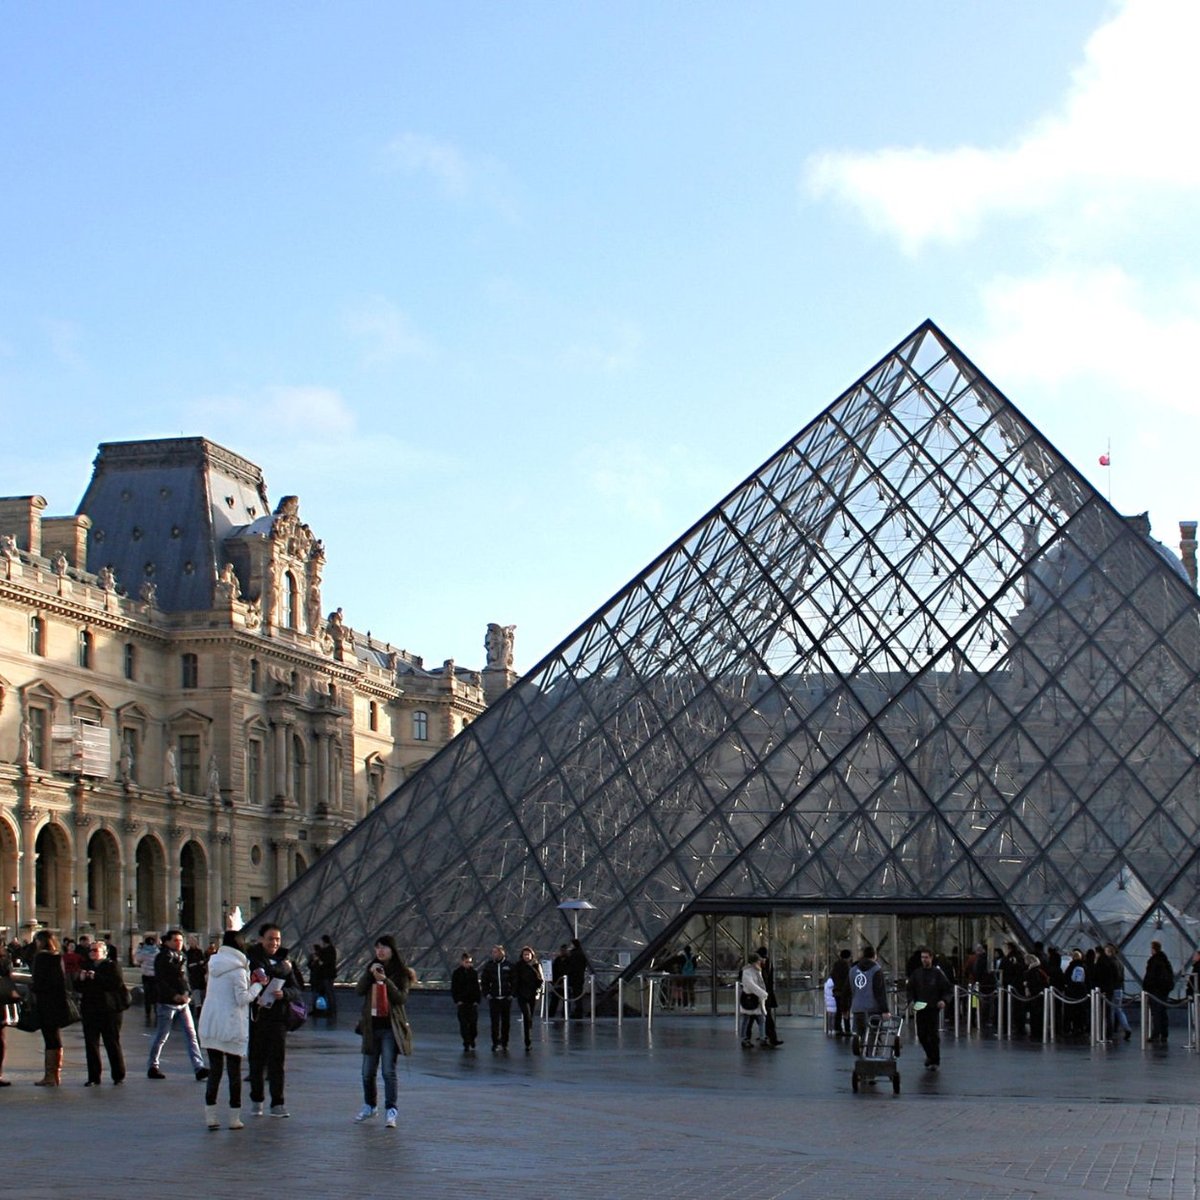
0, 437, 517, 953
260, 322, 1200, 995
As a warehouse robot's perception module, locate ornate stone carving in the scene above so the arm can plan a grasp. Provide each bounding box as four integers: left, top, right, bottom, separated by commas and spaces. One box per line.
52, 551, 68, 576
215, 562, 241, 602
0, 534, 16, 560
205, 753, 221, 800
485, 623, 516, 671
96, 565, 116, 592
140, 580, 158, 608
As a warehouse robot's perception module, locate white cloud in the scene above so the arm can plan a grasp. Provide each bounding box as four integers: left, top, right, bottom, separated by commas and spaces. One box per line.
190, 384, 358, 441
972, 267, 1200, 411
344, 296, 430, 365
577, 441, 725, 524
560, 319, 643, 373
382, 132, 519, 219
45, 318, 87, 371
805, 0, 1200, 252
385, 132, 472, 199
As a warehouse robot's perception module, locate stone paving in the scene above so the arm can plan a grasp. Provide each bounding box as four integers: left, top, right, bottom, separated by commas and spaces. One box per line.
3, 996, 1199, 1199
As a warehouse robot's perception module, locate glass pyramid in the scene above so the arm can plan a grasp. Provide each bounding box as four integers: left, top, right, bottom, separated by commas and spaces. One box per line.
260, 321, 1200, 980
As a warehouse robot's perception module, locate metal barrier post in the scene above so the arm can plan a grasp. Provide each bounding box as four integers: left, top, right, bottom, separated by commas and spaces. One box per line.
617, 977, 623, 1026
1140, 989, 1149, 1047
952, 985, 961, 1038
1090, 989, 1101, 1045
1002, 985, 1010, 1039
589, 974, 595, 1024
1046, 987, 1056, 1043
647, 975, 656, 1028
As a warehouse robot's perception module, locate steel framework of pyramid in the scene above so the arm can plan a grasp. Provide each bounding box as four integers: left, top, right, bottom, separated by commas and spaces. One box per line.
259, 321, 1200, 980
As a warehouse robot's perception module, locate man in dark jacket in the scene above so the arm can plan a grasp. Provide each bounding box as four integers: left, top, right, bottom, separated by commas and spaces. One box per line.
246, 924, 304, 1116
147, 930, 208, 1081
831, 948, 853, 1037
479, 944, 515, 1051
451, 952, 481, 1051
566, 938, 589, 1019
907, 947, 953, 1069
849, 945, 889, 1036
548, 945, 570, 1018
1142, 940, 1175, 1044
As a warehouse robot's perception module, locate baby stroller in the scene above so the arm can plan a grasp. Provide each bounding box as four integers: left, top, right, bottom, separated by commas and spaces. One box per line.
850, 1014, 903, 1094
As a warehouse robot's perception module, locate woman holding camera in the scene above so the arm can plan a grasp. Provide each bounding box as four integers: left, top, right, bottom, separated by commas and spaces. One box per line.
354, 935, 414, 1129
75, 940, 127, 1086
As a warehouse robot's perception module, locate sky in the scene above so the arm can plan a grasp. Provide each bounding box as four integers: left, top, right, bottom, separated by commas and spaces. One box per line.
2, 1, 1196, 675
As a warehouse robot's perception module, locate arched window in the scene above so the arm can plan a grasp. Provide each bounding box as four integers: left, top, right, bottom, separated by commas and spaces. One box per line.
412, 710, 428, 741
284, 572, 299, 630
78, 628, 93, 669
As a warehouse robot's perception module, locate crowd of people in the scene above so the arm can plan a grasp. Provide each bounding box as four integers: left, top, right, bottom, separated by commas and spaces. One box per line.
816, 937, 1194, 1065
0, 923, 319, 1121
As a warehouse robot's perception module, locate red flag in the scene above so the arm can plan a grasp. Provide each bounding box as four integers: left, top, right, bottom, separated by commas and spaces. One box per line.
1099, 453, 1110, 466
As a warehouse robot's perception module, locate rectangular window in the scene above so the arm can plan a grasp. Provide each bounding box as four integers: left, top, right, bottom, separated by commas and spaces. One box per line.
412, 710, 428, 741
178, 733, 201, 794
124, 643, 136, 681
247, 739, 263, 804
181, 653, 198, 689
29, 615, 45, 656
28, 707, 48, 769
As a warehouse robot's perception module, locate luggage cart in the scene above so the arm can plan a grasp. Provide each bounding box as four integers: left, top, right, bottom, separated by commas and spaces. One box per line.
850, 1014, 903, 1094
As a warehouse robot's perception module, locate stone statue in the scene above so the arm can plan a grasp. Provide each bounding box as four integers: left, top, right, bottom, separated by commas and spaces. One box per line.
485, 623, 516, 671
0, 534, 16, 560
205, 754, 221, 799
306, 576, 322, 634
52, 551, 68, 576
140, 580, 158, 607
97, 565, 116, 592
215, 562, 241, 601
164, 744, 179, 792
118, 741, 135, 788
17, 715, 32, 766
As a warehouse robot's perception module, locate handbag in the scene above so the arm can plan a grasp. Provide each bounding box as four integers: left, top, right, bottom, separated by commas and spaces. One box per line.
284, 998, 308, 1032
63, 989, 82, 1027
115, 981, 133, 1011
738, 991, 760, 1011
16, 991, 40, 1032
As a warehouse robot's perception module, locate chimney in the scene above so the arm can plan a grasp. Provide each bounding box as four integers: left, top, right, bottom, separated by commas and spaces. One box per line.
0, 495, 48, 556
41, 514, 92, 570
1180, 520, 1198, 589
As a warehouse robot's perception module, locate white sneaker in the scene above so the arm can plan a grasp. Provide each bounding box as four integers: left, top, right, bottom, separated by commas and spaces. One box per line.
355, 1105, 377, 1123
385, 1107, 397, 1129
250, 1101, 264, 1117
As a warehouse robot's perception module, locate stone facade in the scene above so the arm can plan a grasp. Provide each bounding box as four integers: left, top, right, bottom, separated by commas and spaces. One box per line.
0, 438, 515, 955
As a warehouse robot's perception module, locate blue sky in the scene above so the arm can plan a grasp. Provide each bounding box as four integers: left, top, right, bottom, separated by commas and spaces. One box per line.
3, 2, 1193, 673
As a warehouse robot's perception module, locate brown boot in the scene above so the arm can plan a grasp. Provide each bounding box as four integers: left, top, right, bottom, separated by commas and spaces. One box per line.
34, 1048, 62, 1086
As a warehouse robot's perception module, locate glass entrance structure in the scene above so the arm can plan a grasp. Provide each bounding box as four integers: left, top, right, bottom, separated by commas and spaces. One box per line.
259, 321, 1200, 986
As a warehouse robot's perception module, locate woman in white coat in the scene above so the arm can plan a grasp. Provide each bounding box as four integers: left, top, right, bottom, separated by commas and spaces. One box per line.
198, 929, 265, 1130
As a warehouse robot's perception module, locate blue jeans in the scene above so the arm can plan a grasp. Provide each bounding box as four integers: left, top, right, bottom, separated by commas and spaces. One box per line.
148, 1003, 205, 1072
361, 1027, 398, 1110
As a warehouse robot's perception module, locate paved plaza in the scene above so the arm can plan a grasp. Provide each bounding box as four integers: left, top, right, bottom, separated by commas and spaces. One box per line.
3, 995, 1200, 1199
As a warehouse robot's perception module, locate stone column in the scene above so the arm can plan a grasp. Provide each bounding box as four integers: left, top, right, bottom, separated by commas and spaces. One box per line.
121, 818, 139, 952
316, 732, 330, 814
17, 803, 38, 932
272, 721, 289, 804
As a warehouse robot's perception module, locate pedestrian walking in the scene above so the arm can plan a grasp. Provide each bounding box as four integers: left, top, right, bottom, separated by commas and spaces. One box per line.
353, 935, 414, 1129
